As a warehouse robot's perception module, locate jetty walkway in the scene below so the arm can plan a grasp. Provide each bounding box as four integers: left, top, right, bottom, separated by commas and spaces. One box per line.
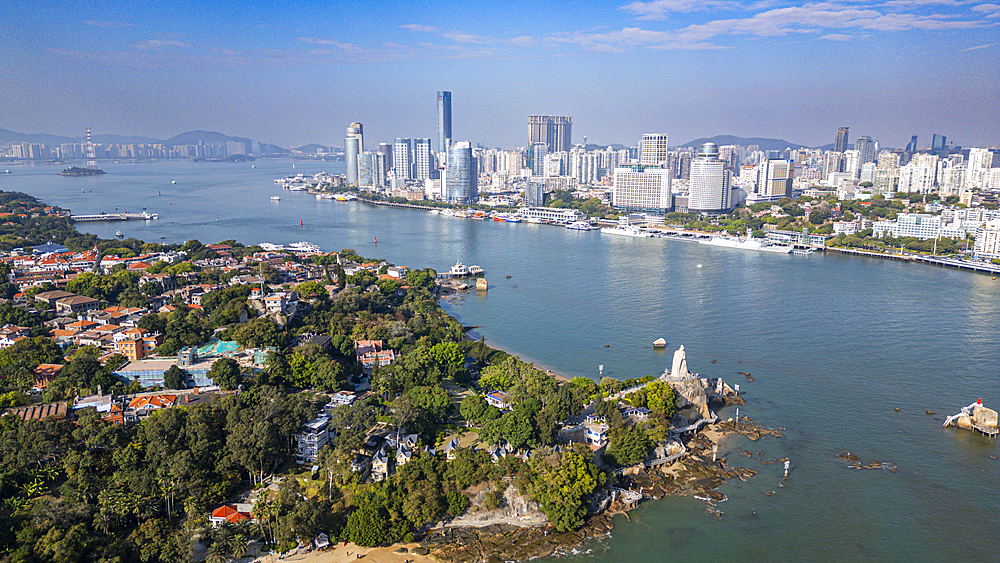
828, 247, 1000, 275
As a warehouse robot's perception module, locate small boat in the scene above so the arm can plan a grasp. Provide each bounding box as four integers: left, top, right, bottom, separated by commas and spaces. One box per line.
2, 170, 11, 174
171, 180, 177, 184
567, 221, 597, 231
115, 230, 123, 239
504, 216, 522, 223
271, 196, 281, 201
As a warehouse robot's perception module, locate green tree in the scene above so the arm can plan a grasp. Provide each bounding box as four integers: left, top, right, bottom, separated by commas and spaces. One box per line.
406, 385, 452, 420
311, 358, 346, 391
431, 341, 464, 377
459, 394, 499, 425
208, 358, 242, 390
604, 424, 653, 468
163, 365, 188, 390
343, 489, 401, 547
644, 379, 677, 419
526, 449, 606, 531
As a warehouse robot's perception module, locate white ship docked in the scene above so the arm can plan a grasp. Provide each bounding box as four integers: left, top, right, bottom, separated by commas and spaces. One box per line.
699, 233, 792, 253
601, 225, 652, 238
567, 221, 597, 231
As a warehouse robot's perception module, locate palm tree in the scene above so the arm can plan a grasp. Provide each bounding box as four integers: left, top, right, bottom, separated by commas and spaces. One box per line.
205, 542, 228, 563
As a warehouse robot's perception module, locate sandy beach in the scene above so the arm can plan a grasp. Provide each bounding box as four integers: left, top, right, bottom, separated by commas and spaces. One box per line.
253, 542, 435, 563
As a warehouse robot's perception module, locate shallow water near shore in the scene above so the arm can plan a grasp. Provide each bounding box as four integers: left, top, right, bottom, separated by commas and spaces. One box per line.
7, 158, 999, 561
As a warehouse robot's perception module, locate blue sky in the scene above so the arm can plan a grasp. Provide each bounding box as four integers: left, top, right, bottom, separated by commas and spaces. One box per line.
3, 0, 998, 149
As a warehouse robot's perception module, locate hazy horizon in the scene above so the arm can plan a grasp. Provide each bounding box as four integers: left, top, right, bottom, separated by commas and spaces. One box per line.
4, 0, 998, 150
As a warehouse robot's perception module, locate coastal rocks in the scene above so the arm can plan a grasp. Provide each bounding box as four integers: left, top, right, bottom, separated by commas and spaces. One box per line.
424, 515, 615, 563
943, 401, 999, 436
839, 451, 897, 472
450, 484, 544, 527
716, 417, 783, 441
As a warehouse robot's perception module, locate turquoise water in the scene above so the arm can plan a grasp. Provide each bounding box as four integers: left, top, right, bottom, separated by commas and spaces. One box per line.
5, 159, 999, 561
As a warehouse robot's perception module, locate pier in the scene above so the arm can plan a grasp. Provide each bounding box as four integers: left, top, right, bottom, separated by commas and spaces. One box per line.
359, 199, 439, 212
70, 212, 158, 222
828, 247, 1000, 275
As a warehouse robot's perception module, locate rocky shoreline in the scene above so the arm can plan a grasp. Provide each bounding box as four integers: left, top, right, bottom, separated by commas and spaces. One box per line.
419, 415, 782, 563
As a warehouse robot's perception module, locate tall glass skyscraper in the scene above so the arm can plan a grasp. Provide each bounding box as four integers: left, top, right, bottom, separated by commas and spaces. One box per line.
445, 141, 476, 204
344, 122, 363, 186
437, 91, 452, 154
932, 134, 947, 152
834, 127, 850, 153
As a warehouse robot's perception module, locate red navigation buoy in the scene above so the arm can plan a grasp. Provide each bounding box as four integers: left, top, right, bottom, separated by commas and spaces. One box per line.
300, 219, 303, 226
374, 236, 377, 244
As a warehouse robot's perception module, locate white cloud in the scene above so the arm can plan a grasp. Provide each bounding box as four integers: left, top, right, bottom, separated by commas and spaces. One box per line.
399, 24, 439, 33
821, 33, 854, 40
959, 42, 996, 50
620, 0, 739, 19
882, 0, 969, 6
82, 20, 133, 29
508, 35, 536, 47
132, 39, 190, 51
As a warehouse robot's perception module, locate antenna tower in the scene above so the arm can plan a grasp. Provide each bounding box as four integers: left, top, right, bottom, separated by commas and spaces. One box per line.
86, 128, 97, 170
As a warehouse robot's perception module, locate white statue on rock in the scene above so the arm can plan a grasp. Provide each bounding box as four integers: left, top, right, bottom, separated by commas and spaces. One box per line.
670, 345, 689, 379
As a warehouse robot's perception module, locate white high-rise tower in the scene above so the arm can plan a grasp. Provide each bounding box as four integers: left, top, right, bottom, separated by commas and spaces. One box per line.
688, 143, 731, 213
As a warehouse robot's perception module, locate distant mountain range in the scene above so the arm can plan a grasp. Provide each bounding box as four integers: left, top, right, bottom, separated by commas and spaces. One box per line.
294, 143, 331, 153
679, 135, 814, 151
0, 128, 289, 153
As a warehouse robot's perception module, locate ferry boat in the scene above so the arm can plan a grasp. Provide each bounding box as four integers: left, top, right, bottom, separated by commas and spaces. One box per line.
699, 233, 792, 254
139, 211, 158, 220
601, 226, 652, 238
449, 261, 470, 276
567, 221, 597, 231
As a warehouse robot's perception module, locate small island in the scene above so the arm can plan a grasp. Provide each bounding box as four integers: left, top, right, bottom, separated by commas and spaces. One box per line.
59, 166, 106, 176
